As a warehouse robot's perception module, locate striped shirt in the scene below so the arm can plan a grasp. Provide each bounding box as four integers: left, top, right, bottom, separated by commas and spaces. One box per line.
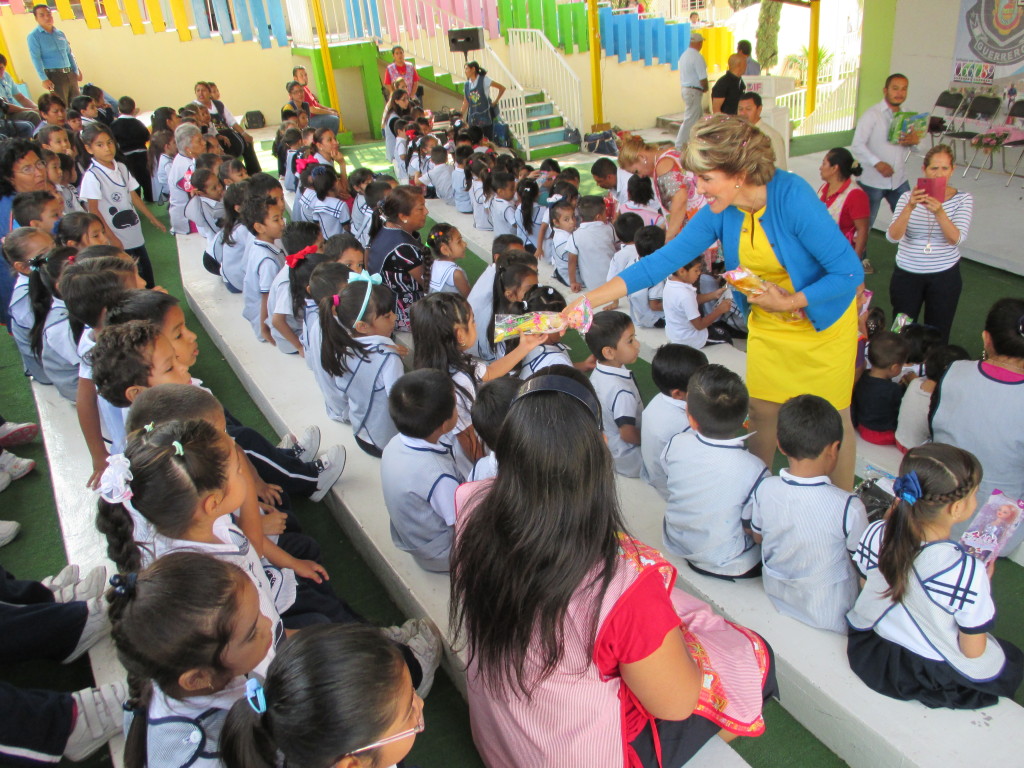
886, 190, 973, 273
749, 470, 867, 633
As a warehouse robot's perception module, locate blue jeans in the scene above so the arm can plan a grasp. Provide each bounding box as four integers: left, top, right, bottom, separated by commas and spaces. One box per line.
861, 180, 910, 230
309, 113, 340, 135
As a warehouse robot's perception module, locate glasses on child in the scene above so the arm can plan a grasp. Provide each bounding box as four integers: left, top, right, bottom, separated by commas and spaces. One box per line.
347, 711, 424, 756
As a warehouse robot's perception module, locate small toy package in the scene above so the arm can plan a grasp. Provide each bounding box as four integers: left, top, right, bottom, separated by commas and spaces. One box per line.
723, 266, 805, 323
493, 300, 594, 343
891, 312, 913, 333
959, 490, 1024, 565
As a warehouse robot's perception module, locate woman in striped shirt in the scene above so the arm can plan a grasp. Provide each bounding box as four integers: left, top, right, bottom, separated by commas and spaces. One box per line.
886, 144, 973, 343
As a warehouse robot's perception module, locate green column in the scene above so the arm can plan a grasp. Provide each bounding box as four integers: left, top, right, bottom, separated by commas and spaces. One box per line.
542, 0, 558, 45
498, 0, 513, 41
571, 3, 588, 53
527, 0, 543, 33
856, 0, 896, 119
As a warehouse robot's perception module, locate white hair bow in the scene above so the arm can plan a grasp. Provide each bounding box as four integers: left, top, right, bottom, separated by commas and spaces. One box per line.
97, 454, 134, 505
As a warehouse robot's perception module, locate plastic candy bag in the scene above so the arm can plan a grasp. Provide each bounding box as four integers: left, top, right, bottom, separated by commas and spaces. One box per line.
960, 490, 1024, 565
493, 301, 594, 343
723, 266, 805, 323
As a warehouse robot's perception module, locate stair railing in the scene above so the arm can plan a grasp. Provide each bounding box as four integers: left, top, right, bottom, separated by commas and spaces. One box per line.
506, 27, 583, 136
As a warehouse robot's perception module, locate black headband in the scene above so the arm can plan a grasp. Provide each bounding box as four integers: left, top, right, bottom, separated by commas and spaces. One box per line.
514, 375, 602, 426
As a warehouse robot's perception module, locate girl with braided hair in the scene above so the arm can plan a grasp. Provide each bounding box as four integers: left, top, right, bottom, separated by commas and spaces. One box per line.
847, 443, 1024, 708
108, 551, 273, 768
424, 222, 470, 297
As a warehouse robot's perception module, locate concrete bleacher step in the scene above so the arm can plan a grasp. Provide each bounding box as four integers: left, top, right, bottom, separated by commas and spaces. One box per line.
31, 382, 127, 767
175, 231, 750, 768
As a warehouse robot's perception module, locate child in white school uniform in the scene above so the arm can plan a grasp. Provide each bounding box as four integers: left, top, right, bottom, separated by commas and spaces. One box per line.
606, 213, 644, 284
268, 222, 324, 355
469, 156, 494, 231
468, 376, 520, 482
453, 145, 474, 214
663, 365, 766, 579
620, 174, 666, 228
585, 311, 643, 478
294, 164, 321, 223
302, 262, 353, 424
281, 127, 302, 192
663, 254, 733, 349
489, 171, 518, 239
518, 285, 574, 379
148, 129, 176, 204
426, 146, 456, 205
183, 168, 225, 276
513, 178, 548, 259
346, 168, 375, 247
629, 225, 667, 328
641, 344, 707, 499
847, 444, 1024, 709
241, 194, 287, 343
381, 369, 464, 573
466, 234, 526, 362
215, 182, 249, 293
31, 248, 81, 401
548, 199, 577, 289
748, 395, 868, 633
3, 228, 54, 383
573, 195, 616, 292
310, 165, 351, 239
425, 223, 470, 297
895, 344, 969, 452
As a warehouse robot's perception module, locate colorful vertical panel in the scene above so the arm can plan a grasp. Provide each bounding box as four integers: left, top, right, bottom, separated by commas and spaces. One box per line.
121, 0, 146, 33
571, 2, 587, 53
167, 0, 193, 41
510, 0, 526, 31
53, 0, 74, 21
652, 16, 667, 64
209, 0, 233, 41
382, 0, 399, 43
557, 3, 573, 52
627, 13, 640, 61
266, 0, 288, 45
497, 0, 512, 40
541, 0, 557, 45
189, 0, 212, 37
143, 0, 165, 32
246, 0, 272, 48
526, 0, 542, 38
641, 13, 653, 65
598, 5, 612, 55
103, 0, 124, 27
345, 0, 363, 39
80, 0, 103, 29
482, 0, 498, 37
615, 15, 627, 62
466, 0, 480, 27
403, 0, 418, 40
7, 0, 24, 13
363, 0, 382, 38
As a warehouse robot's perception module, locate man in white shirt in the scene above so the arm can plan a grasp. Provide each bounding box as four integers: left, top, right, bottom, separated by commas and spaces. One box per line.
737, 92, 788, 170
850, 73, 921, 229
675, 32, 708, 150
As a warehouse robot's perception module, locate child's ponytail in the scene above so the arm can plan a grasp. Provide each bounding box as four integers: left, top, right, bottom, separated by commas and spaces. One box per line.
879, 443, 982, 602
220, 180, 249, 247
411, 292, 476, 401
310, 164, 338, 201
488, 260, 538, 348
220, 624, 408, 768
319, 281, 394, 377
28, 246, 76, 358
517, 179, 540, 236
424, 223, 456, 289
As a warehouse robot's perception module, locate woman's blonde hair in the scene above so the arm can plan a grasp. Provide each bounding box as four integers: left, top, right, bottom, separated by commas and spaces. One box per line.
617, 134, 654, 171
684, 115, 776, 186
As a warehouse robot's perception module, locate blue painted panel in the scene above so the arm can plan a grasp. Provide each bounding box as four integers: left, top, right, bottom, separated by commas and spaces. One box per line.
364, 0, 381, 37
628, 13, 640, 62
599, 6, 614, 56
190, 0, 212, 37
345, 0, 363, 39
616, 15, 627, 62
641, 15, 653, 65
266, 0, 288, 45
233, 0, 254, 41
652, 16, 666, 63
246, 0, 272, 49
210, 0, 233, 42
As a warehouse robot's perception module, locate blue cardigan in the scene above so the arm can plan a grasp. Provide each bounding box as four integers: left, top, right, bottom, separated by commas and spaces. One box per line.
619, 170, 864, 331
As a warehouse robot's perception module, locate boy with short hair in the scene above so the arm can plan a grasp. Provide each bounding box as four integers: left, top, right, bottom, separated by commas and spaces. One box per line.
469, 375, 520, 481
663, 254, 732, 348
91, 320, 193, 407
748, 394, 868, 632
585, 311, 643, 477
382, 369, 464, 572
629, 225, 667, 329
241, 193, 287, 343
12, 190, 63, 233
851, 331, 910, 445
663, 364, 765, 578
572, 195, 616, 292
641, 344, 708, 499
426, 146, 455, 204
110, 96, 152, 202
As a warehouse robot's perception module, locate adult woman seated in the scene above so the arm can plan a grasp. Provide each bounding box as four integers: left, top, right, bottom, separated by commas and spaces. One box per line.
205, 81, 261, 174
931, 297, 1024, 553
193, 81, 260, 174
571, 116, 864, 490
461, 61, 505, 142
381, 89, 411, 163
0, 138, 47, 323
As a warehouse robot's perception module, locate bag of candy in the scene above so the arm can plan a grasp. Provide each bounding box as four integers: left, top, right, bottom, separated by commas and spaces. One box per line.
959, 490, 1024, 565
493, 299, 594, 343
723, 266, 805, 323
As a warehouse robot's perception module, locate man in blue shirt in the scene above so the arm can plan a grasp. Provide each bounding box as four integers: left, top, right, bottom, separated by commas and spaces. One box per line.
27, 4, 82, 107
0, 54, 40, 138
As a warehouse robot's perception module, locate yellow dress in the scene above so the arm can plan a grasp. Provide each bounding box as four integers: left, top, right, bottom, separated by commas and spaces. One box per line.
741, 208, 858, 410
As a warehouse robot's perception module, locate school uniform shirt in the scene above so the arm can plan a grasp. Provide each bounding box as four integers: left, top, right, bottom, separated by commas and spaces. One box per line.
426, 162, 456, 204
350, 193, 372, 246
453, 168, 473, 213
607, 243, 638, 282
266, 266, 301, 354
8, 274, 49, 383
550, 228, 574, 283
219, 223, 251, 291
393, 138, 409, 183
895, 376, 932, 450
183, 195, 224, 252
168, 154, 195, 234
381, 434, 464, 572
78, 160, 144, 249
490, 197, 517, 238
469, 453, 498, 482
573, 221, 616, 292
143, 678, 246, 768
152, 515, 288, 678
298, 188, 319, 223
748, 471, 868, 633
449, 363, 487, 478
313, 196, 351, 239
514, 203, 548, 250
614, 167, 634, 206
283, 148, 299, 192
620, 199, 666, 229
662, 432, 766, 577
590, 363, 643, 478
640, 393, 689, 499
629, 279, 665, 329
242, 240, 286, 340
300, 299, 350, 423
848, 520, 1006, 681
470, 179, 492, 231
153, 153, 173, 203
467, 263, 498, 362
428, 260, 467, 295
663, 279, 707, 349
78, 329, 128, 453
56, 183, 84, 214
407, 154, 422, 182
41, 298, 80, 402
338, 335, 404, 450
519, 343, 572, 379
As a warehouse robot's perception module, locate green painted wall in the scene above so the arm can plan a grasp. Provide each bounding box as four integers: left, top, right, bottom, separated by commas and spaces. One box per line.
856, 0, 897, 118
293, 41, 385, 141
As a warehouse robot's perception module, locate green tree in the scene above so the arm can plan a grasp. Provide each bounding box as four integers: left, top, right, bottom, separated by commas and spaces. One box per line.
756, 0, 781, 71
727, 0, 758, 10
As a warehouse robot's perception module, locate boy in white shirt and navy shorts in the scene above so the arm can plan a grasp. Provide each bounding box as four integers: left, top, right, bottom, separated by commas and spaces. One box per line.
663, 254, 732, 349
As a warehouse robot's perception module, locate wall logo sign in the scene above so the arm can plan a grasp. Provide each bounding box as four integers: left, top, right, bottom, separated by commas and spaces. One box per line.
966, 0, 1024, 65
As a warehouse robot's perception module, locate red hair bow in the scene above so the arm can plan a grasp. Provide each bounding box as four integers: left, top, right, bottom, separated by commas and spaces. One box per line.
295, 157, 320, 174
286, 244, 318, 268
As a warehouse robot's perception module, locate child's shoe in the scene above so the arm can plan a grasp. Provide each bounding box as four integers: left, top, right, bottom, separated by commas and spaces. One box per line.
0, 450, 35, 481
0, 421, 38, 448
64, 683, 128, 761
277, 424, 321, 463
49, 565, 109, 604
62, 598, 111, 664
403, 618, 443, 698
0, 519, 20, 547
310, 445, 346, 502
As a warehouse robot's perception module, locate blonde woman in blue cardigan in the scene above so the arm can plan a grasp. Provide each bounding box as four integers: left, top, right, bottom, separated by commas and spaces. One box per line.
574, 116, 864, 489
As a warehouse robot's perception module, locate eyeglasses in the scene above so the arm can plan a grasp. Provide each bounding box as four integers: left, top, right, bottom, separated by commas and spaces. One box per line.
15, 161, 46, 176
347, 711, 424, 756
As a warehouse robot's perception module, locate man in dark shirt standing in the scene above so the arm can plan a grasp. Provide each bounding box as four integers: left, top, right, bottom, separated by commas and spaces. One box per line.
711, 55, 747, 115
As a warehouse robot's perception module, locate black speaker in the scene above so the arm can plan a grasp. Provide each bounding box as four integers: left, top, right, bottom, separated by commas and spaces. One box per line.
448, 27, 483, 55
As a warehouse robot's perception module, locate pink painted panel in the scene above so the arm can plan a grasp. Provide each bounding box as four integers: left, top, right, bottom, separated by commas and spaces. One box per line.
383, 0, 400, 41
482, 0, 498, 37
404, 0, 419, 39
467, 0, 480, 25
8, 0, 25, 14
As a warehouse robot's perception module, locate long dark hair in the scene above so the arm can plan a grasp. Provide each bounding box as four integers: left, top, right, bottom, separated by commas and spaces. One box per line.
28, 246, 76, 358
879, 443, 982, 602
825, 147, 863, 180
411, 293, 477, 403
95, 420, 231, 573
488, 260, 537, 349
449, 370, 624, 697
517, 179, 540, 236
146, 130, 174, 175
368, 184, 422, 241
985, 297, 1024, 359
310, 164, 338, 201
109, 552, 245, 768
150, 106, 178, 133
220, 179, 249, 247
424, 222, 458, 289
221, 625, 407, 768
319, 280, 394, 377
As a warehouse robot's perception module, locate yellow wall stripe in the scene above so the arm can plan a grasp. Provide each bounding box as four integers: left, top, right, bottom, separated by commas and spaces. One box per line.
80, 0, 103, 29
168, 0, 193, 41
122, 0, 145, 33
145, 0, 167, 32
53, 0, 75, 21
104, 0, 125, 27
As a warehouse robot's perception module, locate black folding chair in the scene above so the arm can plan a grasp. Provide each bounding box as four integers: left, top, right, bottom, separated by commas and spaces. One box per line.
942, 95, 1002, 173
927, 90, 964, 149
1000, 100, 1024, 186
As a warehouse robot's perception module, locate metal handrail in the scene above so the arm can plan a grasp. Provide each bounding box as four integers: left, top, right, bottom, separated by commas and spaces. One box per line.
506, 28, 583, 134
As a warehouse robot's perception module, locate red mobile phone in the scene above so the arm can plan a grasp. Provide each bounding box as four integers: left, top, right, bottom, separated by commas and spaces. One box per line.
916, 177, 945, 202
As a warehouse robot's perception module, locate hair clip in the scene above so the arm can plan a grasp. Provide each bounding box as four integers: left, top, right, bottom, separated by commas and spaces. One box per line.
286, 244, 318, 269
893, 471, 922, 505
109, 572, 137, 597
331, 294, 341, 307
97, 453, 134, 504
143, 422, 154, 432
245, 678, 267, 714
171, 441, 184, 456
66, 253, 76, 265
310, 165, 330, 178
349, 271, 383, 322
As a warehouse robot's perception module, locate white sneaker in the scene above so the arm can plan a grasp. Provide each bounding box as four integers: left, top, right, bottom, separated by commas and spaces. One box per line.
0, 421, 38, 448
310, 445, 346, 503
64, 683, 128, 761
0, 450, 35, 481
51, 565, 108, 604
62, 597, 111, 664
0, 471, 10, 494
404, 618, 443, 698
0, 519, 20, 547
40, 564, 80, 592
381, 617, 422, 645
278, 425, 321, 463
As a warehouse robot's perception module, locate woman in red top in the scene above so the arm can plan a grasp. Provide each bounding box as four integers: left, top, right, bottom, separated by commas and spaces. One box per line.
819, 147, 872, 273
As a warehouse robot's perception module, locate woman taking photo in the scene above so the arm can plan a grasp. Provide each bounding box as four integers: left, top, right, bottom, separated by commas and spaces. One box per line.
367, 185, 428, 330
886, 144, 972, 344
617, 135, 691, 240
461, 62, 505, 141
818, 147, 871, 274
573, 116, 864, 489
450, 368, 776, 767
